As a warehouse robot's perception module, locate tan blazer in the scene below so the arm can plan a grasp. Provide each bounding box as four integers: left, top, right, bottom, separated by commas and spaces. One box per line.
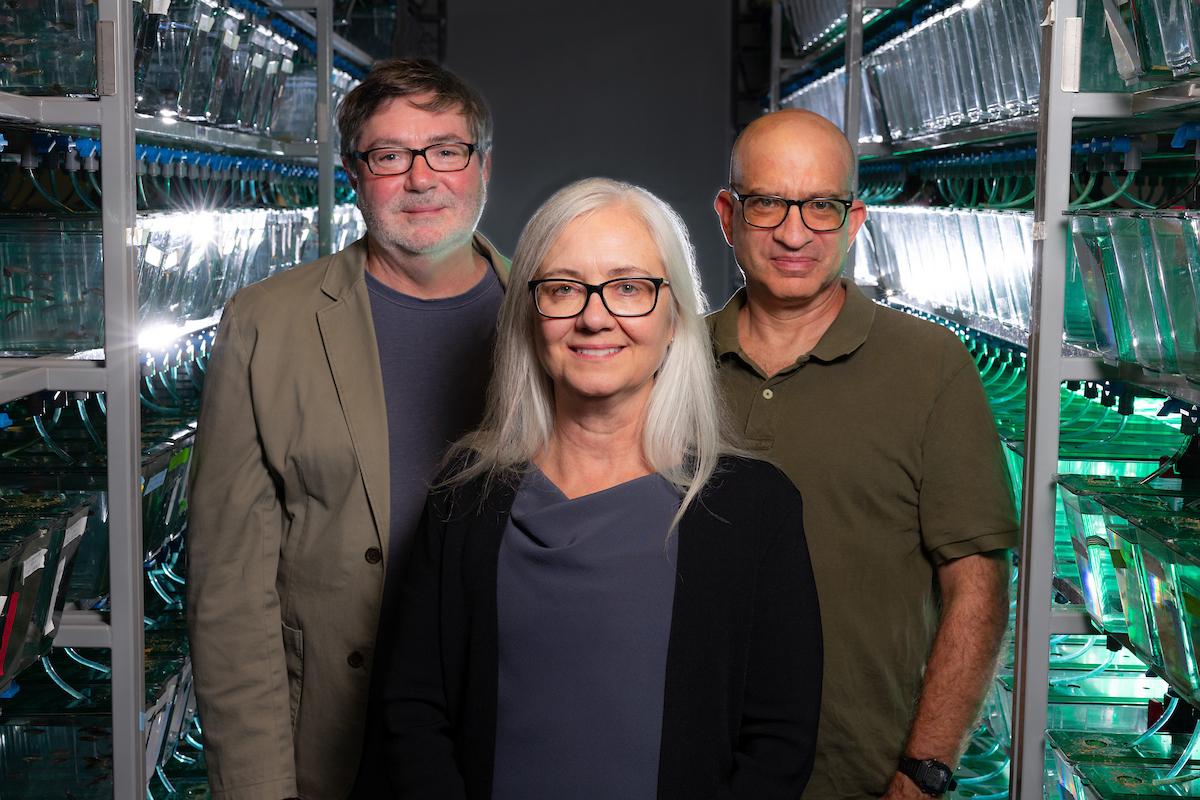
186, 234, 510, 800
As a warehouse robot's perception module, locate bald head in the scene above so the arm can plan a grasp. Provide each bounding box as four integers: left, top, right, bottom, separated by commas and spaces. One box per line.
730, 109, 855, 195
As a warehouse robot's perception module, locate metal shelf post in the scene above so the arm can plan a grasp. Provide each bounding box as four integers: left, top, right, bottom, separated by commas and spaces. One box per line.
769, 0, 783, 113
277, 0, 336, 257
1009, 0, 1077, 796
317, 0, 334, 257
97, 0, 145, 794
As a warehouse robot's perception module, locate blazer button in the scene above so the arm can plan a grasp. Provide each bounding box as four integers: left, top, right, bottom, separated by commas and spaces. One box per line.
347, 651, 364, 668
365, 547, 382, 564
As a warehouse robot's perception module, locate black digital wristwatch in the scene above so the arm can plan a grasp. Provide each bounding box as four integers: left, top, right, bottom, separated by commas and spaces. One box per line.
898, 756, 957, 796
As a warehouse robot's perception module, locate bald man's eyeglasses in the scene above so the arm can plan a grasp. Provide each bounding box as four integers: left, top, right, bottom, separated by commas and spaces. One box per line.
729, 189, 853, 232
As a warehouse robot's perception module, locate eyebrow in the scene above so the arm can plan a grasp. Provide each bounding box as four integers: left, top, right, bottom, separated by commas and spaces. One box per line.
361, 133, 466, 150
742, 188, 849, 199
538, 265, 655, 281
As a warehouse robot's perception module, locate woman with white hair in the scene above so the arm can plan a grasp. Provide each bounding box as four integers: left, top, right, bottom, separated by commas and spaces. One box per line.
382, 178, 822, 800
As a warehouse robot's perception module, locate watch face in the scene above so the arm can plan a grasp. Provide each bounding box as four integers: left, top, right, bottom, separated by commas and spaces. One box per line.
928, 764, 950, 786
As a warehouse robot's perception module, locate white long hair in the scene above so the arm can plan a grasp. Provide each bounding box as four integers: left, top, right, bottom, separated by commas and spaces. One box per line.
448, 178, 740, 525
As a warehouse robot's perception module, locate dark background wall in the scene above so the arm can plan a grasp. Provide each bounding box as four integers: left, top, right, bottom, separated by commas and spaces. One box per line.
443, 1, 739, 304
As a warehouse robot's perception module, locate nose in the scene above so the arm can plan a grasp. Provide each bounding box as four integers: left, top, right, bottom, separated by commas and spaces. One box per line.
773, 204, 815, 249
403, 153, 438, 191
576, 290, 615, 331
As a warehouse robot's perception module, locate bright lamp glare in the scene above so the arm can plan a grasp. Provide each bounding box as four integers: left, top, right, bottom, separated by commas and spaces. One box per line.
139, 324, 186, 352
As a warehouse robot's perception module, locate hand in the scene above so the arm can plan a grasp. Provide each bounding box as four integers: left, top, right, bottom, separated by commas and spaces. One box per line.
880, 771, 930, 800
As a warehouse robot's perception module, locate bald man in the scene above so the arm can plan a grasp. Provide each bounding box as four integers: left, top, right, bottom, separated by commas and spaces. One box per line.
708, 109, 1018, 800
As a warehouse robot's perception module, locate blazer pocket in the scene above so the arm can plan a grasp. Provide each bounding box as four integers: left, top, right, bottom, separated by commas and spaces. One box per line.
281, 622, 304, 729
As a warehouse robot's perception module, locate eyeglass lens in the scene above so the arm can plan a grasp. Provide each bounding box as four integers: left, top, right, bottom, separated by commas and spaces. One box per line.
742, 196, 848, 231
534, 279, 662, 318
366, 143, 473, 175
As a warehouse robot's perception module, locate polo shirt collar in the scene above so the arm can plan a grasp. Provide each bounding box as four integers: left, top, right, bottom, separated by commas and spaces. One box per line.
809, 278, 875, 362
710, 288, 747, 361
710, 277, 876, 366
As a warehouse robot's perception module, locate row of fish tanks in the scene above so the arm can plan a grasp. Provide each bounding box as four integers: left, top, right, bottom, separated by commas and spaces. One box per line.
927, 312, 1200, 799
0, 384, 202, 799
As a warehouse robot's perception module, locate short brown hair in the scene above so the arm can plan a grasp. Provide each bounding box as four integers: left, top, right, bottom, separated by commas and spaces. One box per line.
336, 58, 492, 168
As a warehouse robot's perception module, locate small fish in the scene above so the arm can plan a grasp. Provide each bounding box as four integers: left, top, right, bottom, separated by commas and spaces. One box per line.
6, 295, 34, 303
39, 295, 54, 301
86, 774, 107, 786
65, 792, 77, 800
7, 771, 22, 779
20, 755, 40, 762
37, 273, 53, 281
69, 300, 87, 307
23, 727, 46, 735
51, 757, 68, 764
0, 34, 34, 45
50, 750, 69, 756
14, 67, 43, 77
0, 53, 29, 64
45, 20, 75, 32
3, 264, 30, 276
79, 726, 110, 736
85, 287, 104, 297
64, 330, 91, 340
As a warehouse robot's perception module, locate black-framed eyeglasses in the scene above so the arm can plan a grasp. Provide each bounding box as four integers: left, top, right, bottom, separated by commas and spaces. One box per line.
528, 277, 671, 319
353, 142, 477, 176
729, 189, 854, 231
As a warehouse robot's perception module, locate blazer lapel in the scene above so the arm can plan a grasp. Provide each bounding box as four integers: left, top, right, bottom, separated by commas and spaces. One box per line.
316, 243, 390, 554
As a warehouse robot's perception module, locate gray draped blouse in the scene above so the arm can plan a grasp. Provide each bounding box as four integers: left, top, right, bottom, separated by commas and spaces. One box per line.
492, 469, 681, 800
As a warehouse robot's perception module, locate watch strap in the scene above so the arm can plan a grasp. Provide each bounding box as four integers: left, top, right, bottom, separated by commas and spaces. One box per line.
898, 756, 957, 795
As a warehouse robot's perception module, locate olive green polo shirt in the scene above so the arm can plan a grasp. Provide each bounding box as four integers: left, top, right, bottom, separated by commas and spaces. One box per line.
708, 279, 1018, 800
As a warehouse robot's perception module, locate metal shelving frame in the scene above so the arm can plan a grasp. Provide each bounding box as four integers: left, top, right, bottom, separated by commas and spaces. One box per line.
0, 1, 354, 794
770, 0, 1200, 797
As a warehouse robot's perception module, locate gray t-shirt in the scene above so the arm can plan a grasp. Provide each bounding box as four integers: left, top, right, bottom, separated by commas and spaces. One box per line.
493, 469, 680, 800
366, 265, 503, 604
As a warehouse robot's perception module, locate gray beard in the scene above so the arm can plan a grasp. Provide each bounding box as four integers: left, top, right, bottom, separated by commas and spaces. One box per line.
357, 183, 486, 259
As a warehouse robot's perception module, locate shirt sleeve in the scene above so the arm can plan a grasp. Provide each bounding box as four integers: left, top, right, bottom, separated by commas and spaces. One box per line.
186, 299, 299, 800
383, 491, 471, 800
918, 355, 1021, 565
721, 471, 824, 799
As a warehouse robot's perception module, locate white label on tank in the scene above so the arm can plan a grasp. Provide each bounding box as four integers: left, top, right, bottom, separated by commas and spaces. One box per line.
65, 516, 87, 546
0, 595, 7, 615
145, 469, 167, 495
282, 58, 293, 74
266, 60, 279, 75
43, 557, 69, 635
231, 34, 240, 50
252, 53, 265, 69
150, 0, 170, 15
198, 13, 214, 33
22, 548, 46, 581
144, 243, 163, 267
222, 29, 236, 49
164, 251, 179, 271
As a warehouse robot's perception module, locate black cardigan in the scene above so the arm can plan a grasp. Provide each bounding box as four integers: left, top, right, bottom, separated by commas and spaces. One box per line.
382, 456, 823, 800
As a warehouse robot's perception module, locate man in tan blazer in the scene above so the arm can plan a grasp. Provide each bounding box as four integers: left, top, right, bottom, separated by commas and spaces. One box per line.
187, 59, 509, 800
